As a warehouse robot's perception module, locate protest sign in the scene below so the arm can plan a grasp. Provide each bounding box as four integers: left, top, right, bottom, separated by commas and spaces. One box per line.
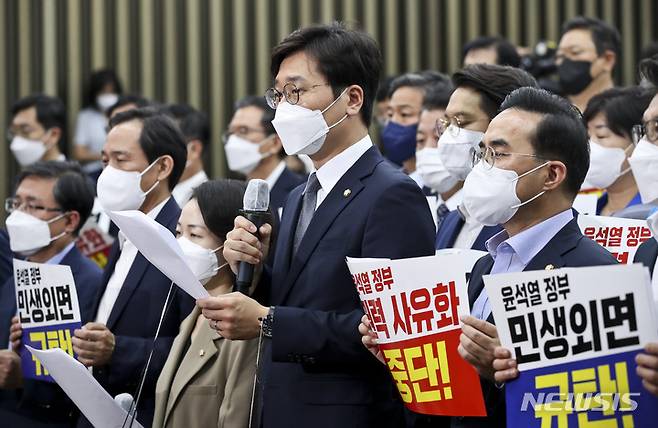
578, 215, 652, 264
347, 254, 486, 417
14, 259, 82, 382
75, 216, 115, 269
485, 263, 658, 427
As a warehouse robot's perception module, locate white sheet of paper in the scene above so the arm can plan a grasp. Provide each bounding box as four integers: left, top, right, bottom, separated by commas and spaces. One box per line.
435, 248, 487, 274
573, 193, 598, 215
26, 346, 144, 428
108, 210, 209, 299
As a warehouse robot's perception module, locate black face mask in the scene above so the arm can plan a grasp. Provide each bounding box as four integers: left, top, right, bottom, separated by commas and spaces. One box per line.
558, 58, 593, 95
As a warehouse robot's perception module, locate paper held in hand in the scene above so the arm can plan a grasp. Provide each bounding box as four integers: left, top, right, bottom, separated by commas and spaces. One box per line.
107, 210, 209, 299
26, 346, 144, 428
347, 253, 486, 417
484, 263, 658, 428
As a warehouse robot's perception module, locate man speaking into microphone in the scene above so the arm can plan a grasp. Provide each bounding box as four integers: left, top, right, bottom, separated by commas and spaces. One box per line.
197, 23, 435, 428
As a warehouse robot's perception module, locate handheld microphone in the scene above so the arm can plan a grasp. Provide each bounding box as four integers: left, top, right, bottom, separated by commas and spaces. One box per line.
236, 179, 271, 294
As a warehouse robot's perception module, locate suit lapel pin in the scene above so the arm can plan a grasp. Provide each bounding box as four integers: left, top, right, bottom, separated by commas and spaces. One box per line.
343, 189, 351, 198
545, 264, 555, 270
199, 349, 205, 357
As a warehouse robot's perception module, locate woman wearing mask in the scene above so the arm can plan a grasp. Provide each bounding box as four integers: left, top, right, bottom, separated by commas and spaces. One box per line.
582, 86, 655, 216
73, 69, 123, 178
153, 179, 259, 428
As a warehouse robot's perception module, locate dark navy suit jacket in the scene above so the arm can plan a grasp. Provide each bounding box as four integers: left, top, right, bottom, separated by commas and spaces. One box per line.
0, 229, 13, 288
435, 210, 502, 251
450, 217, 618, 428
80, 198, 194, 428
269, 166, 306, 210
0, 245, 102, 426
259, 146, 436, 428
634, 238, 658, 276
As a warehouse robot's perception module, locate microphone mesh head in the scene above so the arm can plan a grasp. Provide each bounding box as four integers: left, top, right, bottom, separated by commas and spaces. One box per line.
243, 179, 270, 211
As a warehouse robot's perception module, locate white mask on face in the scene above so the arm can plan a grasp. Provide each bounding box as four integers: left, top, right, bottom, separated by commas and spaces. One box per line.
416, 147, 459, 193
96, 158, 161, 212
437, 125, 486, 181
628, 137, 658, 204
6, 210, 68, 256
271, 88, 348, 156
10, 135, 49, 166
97, 93, 119, 112
585, 139, 631, 189
177, 236, 224, 285
224, 135, 272, 175
462, 160, 550, 226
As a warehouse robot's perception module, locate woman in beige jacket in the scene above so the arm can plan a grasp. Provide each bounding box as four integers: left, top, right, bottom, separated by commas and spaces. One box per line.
153, 179, 259, 428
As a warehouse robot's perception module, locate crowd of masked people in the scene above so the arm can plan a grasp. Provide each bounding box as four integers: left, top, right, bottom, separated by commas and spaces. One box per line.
0, 14, 658, 428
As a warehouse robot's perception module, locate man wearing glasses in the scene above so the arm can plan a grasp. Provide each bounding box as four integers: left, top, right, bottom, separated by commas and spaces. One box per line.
631, 55, 658, 397
198, 23, 436, 427
434, 64, 537, 251
223, 95, 305, 211
0, 161, 102, 427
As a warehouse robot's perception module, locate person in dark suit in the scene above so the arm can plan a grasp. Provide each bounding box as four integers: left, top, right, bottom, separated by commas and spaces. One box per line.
434, 64, 537, 251
630, 55, 658, 398
197, 23, 436, 428
0, 230, 12, 289
0, 161, 102, 427
72, 109, 194, 428
223, 95, 306, 211
452, 88, 618, 428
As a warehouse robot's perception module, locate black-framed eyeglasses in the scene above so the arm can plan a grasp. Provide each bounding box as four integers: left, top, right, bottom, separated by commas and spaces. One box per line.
4, 197, 63, 215
264, 82, 330, 109
470, 146, 548, 169
221, 127, 267, 144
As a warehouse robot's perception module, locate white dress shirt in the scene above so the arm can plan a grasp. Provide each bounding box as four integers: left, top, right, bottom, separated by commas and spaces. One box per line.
265, 161, 287, 191
94, 197, 170, 325
171, 170, 209, 207
453, 203, 485, 249
314, 135, 373, 209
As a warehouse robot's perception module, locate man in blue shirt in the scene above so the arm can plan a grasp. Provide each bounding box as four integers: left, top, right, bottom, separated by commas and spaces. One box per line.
0, 161, 102, 427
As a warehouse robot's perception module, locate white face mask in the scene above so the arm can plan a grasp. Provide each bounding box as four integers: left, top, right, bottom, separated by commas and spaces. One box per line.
97, 93, 119, 112
647, 210, 658, 240
271, 88, 348, 156
585, 139, 631, 189
10, 135, 49, 166
437, 125, 486, 181
462, 160, 550, 226
628, 137, 658, 204
225, 134, 271, 175
416, 147, 459, 193
96, 159, 160, 212
6, 210, 67, 256
177, 236, 224, 285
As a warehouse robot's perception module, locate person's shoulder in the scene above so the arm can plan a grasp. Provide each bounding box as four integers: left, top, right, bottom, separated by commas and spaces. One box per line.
569, 233, 619, 266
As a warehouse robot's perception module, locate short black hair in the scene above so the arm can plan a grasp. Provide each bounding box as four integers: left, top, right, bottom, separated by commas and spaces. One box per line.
160, 103, 210, 147
84, 69, 123, 108
192, 179, 247, 242
11, 94, 67, 134
234, 96, 275, 135
421, 72, 454, 111
388, 71, 452, 105
16, 161, 94, 235
376, 76, 396, 102
462, 36, 521, 68
271, 22, 382, 127
452, 64, 538, 119
561, 16, 621, 59
639, 55, 658, 87
500, 87, 589, 196
109, 108, 187, 191
106, 94, 150, 119
583, 86, 656, 139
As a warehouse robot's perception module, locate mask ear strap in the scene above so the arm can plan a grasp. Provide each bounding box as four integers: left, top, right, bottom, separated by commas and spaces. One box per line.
516, 161, 551, 181
212, 245, 224, 254
321, 87, 349, 114
511, 191, 546, 209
